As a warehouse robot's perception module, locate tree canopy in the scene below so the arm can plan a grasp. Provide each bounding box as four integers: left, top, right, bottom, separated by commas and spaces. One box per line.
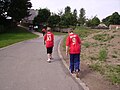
0, 0, 32, 23
33, 8, 51, 26
7, 0, 32, 22
102, 12, 120, 26
48, 14, 60, 27
78, 8, 86, 25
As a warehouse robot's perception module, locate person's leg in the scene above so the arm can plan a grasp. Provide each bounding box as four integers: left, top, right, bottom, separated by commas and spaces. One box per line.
48, 47, 53, 59
47, 48, 51, 62
74, 54, 80, 72
43, 32, 45, 36
70, 54, 74, 73
74, 54, 80, 78
47, 53, 51, 59
42, 32, 44, 36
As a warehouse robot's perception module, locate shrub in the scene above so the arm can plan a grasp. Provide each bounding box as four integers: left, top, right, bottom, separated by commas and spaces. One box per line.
98, 48, 107, 61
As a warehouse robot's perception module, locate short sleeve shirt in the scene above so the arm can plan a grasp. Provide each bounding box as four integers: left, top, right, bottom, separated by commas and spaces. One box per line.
44, 32, 54, 48
66, 33, 81, 54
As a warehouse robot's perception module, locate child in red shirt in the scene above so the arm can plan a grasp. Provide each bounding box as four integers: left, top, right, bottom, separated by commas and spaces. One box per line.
66, 29, 81, 77
44, 27, 54, 63
42, 28, 46, 36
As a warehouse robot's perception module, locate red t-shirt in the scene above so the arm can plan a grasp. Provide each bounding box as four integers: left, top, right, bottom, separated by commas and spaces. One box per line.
66, 33, 81, 54
44, 32, 54, 48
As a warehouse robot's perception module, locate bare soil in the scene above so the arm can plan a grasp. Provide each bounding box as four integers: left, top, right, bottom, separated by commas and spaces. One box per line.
60, 29, 120, 90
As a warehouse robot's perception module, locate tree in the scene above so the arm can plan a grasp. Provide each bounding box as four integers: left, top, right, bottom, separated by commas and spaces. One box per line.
7, 0, 32, 22
0, 0, 11, 17
86, 16, 100, 27
108, 12, 120, 25
78, 8, 86, 25
102, 12, 120, 26
65, 6, 71, 14
59, 6, 76, 27
91, 16, 100, 27
102, 16, 111, 26
0, 0, 11, 25
86, 19, 92, 27
48, 14, 60, 27
34, 8, 51, 26
57, 9, 63, 17
73, 9, 77, 26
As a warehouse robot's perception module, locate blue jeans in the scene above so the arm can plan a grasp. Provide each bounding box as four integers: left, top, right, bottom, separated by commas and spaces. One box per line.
70, 54, 80, 73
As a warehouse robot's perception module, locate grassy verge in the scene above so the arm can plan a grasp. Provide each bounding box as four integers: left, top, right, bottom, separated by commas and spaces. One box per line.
74, 26, 99, 39
106, 65, 120, 84
93, 34, 114, 42
90, 63, 120, 84
0, 27, 38, 48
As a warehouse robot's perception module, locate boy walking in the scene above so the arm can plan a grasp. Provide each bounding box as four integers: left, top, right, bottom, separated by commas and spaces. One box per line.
66, 29, 81, 77
44, 27, 54, 63
42, 28, 46, 36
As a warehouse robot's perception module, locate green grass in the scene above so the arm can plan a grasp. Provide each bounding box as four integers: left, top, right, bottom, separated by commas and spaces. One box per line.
89, 62, 105, 74
74, 27, 99, 39
62, 35, 68, 51
83, 42, 91, 48
52, 31, 67, 35
0, 27, 38, 48
93, 34, 114, 42
90, 64, 120, 84
98, 48, 107, 61
105, 65, 120, 84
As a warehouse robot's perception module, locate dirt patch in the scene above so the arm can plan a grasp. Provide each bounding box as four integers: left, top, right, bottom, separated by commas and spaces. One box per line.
60, 30, 120, 90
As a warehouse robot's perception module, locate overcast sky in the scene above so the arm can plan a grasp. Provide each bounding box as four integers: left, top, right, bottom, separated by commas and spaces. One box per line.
30, 0, 120, 20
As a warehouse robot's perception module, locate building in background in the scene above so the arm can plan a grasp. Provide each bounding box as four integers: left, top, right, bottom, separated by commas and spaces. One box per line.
21, 9, 38, 25
109, 25, 120, 30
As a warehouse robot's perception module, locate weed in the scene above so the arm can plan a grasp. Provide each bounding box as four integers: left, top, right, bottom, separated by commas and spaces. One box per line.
91, 43, 99, 47
83, 42, 91, 48
93, 34, 113, 42
98, 48, 107, 61
89, 62, 105, 74
105, 65, 120, 84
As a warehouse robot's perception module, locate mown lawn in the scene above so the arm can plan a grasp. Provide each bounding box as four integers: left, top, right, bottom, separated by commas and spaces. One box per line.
0, 27, 38, 48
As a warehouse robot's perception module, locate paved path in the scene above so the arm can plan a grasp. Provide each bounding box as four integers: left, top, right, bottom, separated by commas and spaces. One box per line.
0, 35, 84, 90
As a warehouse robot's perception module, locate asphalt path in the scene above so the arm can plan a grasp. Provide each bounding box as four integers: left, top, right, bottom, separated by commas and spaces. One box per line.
0, 35, 84, 90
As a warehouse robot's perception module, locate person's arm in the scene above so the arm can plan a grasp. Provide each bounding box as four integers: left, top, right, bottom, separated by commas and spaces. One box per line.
66, 46, 69, 56
52, 34, 54, 46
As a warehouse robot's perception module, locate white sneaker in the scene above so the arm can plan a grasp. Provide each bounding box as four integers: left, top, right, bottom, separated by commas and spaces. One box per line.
47, 59, 51, 63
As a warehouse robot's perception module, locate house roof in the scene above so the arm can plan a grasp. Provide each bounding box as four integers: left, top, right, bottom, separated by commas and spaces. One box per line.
26, 9, 38, 21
